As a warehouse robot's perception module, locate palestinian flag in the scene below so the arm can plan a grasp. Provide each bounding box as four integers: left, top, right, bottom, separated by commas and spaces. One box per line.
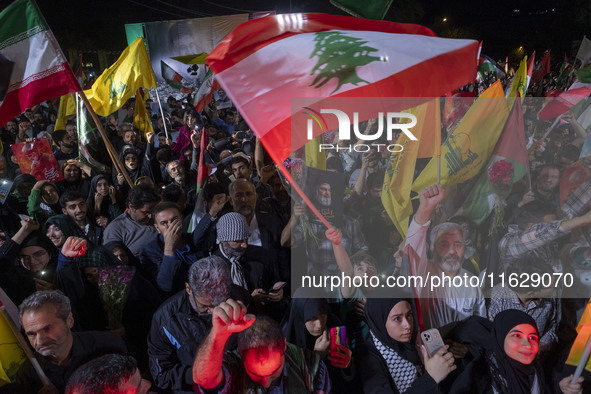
459, 98, 528, 225
0, 0, 80, 127
538, 79, 591, 120
206, 13, 479, 165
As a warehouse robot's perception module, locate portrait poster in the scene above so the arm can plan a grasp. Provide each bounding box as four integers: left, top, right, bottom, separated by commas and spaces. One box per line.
11, 139, 63, 182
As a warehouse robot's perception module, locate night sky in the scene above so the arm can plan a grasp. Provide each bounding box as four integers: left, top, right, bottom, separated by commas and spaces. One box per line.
1, 0, 589, 65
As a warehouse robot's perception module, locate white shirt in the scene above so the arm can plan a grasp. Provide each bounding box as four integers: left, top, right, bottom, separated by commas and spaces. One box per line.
248, 215, 262, 247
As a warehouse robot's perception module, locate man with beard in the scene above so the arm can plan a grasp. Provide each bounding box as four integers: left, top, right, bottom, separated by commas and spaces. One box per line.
13, 290, 126, 394
229, 179, 290, 284
60, 191, 103, 245
213, 212, 284, 314
103, 185, 159, 255
316, 182, 331, 206
405, 184, 486, 330
166, 160, 196, 208
52, 129, 78, 161
147, 256, 250, 394
139, 202, 199, 295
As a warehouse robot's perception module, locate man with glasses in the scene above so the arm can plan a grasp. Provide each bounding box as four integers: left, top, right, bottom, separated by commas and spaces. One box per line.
147, 255, 250, 394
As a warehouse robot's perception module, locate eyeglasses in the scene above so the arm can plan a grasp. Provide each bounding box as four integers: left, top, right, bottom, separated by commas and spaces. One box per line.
20, 250, 48, 263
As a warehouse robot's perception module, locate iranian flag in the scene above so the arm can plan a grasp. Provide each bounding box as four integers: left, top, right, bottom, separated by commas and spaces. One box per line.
161, 60, 191, 93
206, 13, 479, 164
0, 0, 80, 127
193, 68, 221, 112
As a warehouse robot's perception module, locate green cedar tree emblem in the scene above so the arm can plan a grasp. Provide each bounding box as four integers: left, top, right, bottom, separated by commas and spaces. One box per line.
309, 31, 383, 94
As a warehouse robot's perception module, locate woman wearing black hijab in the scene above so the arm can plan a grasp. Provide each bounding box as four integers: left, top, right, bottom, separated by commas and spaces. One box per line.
0, 219, 59, 305
86, 174, 122, 226
451, 309, 583, 394
359, 298, 456, 394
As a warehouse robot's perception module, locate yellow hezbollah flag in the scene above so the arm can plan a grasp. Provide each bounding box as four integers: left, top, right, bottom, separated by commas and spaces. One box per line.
382, 99, 440, 237
566, 299, 591, 372
84, 37, 156, 117
0, 308, 26, 386
507, 56, 528, 102
412, 81, 512, 192
133, 90, 154, 137
304, 135, 326, 170
54, 93, 76, 131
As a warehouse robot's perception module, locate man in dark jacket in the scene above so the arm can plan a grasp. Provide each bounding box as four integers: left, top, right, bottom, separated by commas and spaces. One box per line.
14, 290, 127, 394
147, 255, 250, 394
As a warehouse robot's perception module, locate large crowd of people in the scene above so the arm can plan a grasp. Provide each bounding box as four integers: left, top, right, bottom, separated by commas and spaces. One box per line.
1, 66, 591, 394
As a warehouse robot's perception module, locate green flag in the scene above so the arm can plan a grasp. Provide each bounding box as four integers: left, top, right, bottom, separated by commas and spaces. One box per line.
75, 94, 107, 172
330, 0, 393, 20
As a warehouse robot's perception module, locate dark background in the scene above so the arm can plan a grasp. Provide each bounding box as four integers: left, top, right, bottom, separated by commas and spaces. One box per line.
1, 0, 589, 67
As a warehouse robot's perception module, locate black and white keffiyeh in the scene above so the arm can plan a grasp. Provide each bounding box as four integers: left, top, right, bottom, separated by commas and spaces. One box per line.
371, 331, 421, 393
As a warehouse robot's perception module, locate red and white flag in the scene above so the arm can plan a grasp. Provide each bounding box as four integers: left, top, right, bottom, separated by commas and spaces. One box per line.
538, 79, 591, 120
206, 13, 479, 164
532, 51, 551, 83
0, 0, 80, 127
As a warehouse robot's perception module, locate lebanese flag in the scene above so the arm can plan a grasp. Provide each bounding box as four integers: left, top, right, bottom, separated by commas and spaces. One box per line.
206, 13, 479, 164
0, 0, 81, 127
538, 79, 591, 120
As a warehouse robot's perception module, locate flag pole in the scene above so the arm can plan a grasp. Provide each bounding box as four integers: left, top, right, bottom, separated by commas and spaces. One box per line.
543, 114, 564, 139
78, 92, 134, 188
275, 162, 331, 229
0, 306, 51, 385
154, 88, 170, 140
572, 334, 591, 383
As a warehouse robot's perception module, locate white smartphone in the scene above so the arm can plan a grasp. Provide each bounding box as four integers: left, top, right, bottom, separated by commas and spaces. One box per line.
421, 328, 445, 357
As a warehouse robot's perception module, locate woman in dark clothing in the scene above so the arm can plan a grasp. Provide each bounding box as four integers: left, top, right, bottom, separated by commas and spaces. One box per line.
86, 174, 122, 226
282, 289, 353, 392
112, 144, 157, 200
450, 310, 583, 394
55, 161, 90, 197
358, 298, 455, 394
0, 221, 59, 306
7, 173, 36, 215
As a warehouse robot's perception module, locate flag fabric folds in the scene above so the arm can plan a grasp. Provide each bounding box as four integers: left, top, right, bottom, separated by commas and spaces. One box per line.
329, 0, 393, 20
459, 98, 528, 225
84, 37, 156, 117
412, 81, 512, 192
0, 307, 27, 386
507, 56, 528, 101
0, 0, 80, 127
193, 68, 220, 112
206, 13, 479, 165
54, 93, 75, 130
161, 60, 184, 90
532, 51, 551, 83
538, 80, 591, 120
133, 90, 154, 137
75, 94, 107, 172
382, 99, 441, 237
576, 36, 591, 68
566, 299, 591, 372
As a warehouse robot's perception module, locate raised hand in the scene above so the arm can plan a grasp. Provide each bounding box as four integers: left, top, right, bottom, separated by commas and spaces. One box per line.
61, 236, 87, 258
211, 299, 255, 337
325, 227, 342, 246
415, 184, 445, 224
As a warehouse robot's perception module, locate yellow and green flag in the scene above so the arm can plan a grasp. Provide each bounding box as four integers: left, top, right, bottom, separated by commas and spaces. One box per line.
84, 37, 156, 117
304, 135, 326, 170
382, 99, 441, 237
507, 56, 528, 101
133, 90, 154, 138
567, 299, 591, 372
54, 93, 75, 130
0, 308, 26, 386
412, 81, 512, 192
